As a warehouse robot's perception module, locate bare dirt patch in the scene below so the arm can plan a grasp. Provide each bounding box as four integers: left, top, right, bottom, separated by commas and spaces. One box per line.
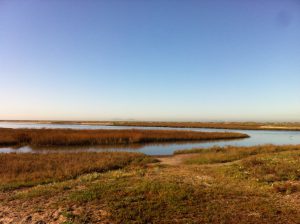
155, 153, 199, 166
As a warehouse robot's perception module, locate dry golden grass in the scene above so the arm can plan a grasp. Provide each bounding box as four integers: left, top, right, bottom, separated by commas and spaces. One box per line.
0, 128, 248, 147
0, 152, 152, 190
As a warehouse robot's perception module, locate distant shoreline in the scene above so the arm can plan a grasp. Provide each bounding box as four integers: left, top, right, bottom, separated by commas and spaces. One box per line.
112, 121, 300, 131
1, 120, 300, 131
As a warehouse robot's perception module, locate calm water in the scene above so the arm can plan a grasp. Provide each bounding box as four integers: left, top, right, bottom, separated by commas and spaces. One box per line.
1, 121, 300, 155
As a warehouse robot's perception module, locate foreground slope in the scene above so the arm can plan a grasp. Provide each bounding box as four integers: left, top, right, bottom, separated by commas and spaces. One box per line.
0, 145, 300, 223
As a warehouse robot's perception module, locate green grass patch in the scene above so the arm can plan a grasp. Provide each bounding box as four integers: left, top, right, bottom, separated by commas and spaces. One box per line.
236, 151, 300, 183
223, 150, 300, 196
68, 167, 300, 223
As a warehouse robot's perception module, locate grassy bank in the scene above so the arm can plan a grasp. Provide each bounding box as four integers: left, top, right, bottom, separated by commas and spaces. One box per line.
0, 152, 152, 191
0, 128, 248, 147
237, 151, 300, 185
1, 145, 300, 223
174, 144, 300, 164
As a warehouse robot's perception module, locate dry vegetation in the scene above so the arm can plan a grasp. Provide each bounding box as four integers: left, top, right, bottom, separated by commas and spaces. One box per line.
113, 121, 300, 131
239, 151, 300, 184
0, 128, 248, 147
175, 144, 300, 164
0, 152, 153, 191
1, 145, 300, 223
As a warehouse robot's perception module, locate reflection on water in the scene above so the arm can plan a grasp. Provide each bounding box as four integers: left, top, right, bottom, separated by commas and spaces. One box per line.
1, 122, 300, 155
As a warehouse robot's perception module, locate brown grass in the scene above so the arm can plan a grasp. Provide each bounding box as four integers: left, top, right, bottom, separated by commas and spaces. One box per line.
0, 152, 152, 190
0, 128, 248, 147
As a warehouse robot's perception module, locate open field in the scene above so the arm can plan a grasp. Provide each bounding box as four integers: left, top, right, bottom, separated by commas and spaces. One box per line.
1, 145, 300, 223
0, 128, 248, 147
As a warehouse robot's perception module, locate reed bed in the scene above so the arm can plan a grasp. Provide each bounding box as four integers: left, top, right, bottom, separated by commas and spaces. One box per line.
0, 128, 248, 147
0, 152, 150, 190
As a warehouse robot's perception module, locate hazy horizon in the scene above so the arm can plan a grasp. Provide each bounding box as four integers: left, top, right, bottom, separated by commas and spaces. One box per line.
0, 118, 300, 123
1, 0, 299, 122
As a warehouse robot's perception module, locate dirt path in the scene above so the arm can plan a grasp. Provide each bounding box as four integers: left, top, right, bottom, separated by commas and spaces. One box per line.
155, 153, 199, 166
155, 154, 241, 166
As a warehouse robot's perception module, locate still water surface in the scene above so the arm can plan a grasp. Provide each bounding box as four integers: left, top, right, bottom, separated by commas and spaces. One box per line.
0, 122, 300, 155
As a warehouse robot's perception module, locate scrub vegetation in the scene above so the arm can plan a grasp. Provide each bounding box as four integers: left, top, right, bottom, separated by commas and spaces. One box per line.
1, 145, 300, 223
0, 152, 152, 191
0, 128, 248, 147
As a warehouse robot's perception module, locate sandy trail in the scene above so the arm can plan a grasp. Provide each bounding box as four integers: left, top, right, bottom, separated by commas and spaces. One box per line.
155, 153, 199, 166
155, 153, 242, 167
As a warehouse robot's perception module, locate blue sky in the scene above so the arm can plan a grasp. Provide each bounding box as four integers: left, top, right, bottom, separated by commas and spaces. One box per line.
0, 0, 299, 121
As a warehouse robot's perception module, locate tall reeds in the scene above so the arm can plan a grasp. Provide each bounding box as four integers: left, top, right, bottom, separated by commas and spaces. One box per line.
0, 152, 149, 190
0, 128, 248, 147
